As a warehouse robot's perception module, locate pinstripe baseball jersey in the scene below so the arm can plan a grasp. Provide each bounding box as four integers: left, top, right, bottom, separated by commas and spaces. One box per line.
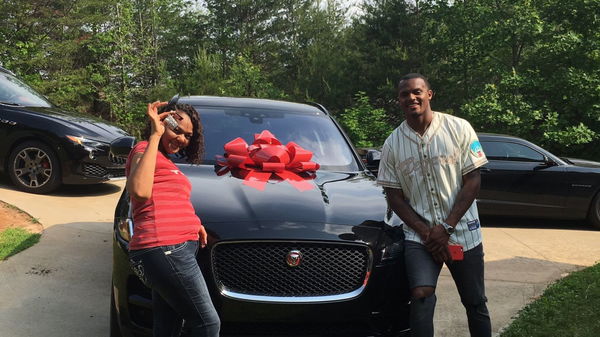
377, 111, 488, 251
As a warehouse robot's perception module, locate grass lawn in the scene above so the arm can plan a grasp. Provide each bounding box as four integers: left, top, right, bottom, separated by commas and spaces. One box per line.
0, 228, 41, 260
499, 263, 600, 337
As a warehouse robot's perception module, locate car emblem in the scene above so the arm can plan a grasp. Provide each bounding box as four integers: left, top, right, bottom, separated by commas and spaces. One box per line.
286, 250, 302, 267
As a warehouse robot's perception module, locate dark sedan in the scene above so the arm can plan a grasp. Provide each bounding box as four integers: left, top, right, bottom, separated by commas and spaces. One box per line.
477, 133, 600, 229
110, 96, 410, 336
0, 67, 129, 193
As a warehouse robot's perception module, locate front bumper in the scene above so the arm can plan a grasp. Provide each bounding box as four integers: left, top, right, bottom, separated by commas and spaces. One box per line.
112, 235, 410, 336
60, 141, 126, 184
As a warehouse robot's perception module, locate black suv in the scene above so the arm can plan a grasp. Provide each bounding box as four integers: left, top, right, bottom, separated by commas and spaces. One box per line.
111, 96, 410, 336
0, 66, 129, 193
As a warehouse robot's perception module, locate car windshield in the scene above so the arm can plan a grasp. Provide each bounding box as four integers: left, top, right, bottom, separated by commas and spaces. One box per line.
0, 72, 53, 107
195, 105, 360, 172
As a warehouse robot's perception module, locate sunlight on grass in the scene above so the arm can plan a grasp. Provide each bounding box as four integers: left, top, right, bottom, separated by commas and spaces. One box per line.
0, 228, 41, 260
499, 263, 600, 337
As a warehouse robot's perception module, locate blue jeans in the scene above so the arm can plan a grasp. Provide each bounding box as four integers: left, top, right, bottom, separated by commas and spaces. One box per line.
404, 241, 491, 337
129, 240, 221, 337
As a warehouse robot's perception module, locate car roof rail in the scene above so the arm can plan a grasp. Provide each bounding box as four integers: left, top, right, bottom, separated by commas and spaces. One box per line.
304, 102, 331, 115
0, 66, 16, 76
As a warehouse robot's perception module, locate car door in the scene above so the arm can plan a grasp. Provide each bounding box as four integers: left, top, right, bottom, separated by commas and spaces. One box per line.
0, 105, 18, 169
478, 140, 568, 218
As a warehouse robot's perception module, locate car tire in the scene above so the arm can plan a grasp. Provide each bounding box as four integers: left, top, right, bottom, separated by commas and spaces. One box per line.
588, 193, 600, 230
110, 286, 123, 337
7, 141, 61, 194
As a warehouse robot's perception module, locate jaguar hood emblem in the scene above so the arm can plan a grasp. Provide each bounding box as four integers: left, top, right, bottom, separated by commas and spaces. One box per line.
286, 250, 302, 267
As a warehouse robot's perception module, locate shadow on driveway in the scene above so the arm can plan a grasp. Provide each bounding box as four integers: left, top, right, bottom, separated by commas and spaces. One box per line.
0, 220, 113, 337
0, 173, 123, 197
481, 215, 594, 231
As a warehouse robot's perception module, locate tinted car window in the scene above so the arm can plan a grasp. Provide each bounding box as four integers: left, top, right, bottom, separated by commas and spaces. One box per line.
196, 106, 359, 171
481, 141, 544, 162
0, 72, 53, 107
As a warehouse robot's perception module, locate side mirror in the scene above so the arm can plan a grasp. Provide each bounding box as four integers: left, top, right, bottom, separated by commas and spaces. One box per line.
110, 136, 136, 159
535, 155, 556, 170
366, 149, 381, 175
542, 155, 556, 166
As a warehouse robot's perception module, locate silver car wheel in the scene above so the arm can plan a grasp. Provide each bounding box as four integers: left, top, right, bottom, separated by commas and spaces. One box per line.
13, 146, 53, 188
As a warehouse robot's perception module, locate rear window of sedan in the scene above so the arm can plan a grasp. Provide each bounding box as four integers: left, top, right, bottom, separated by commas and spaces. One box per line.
481, 141, 545, 162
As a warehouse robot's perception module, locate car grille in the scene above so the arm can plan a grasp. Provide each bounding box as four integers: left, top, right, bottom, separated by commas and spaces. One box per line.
83, 163, 125, 178
109, 152, 127, 165
107, 167, 126, 177
212, 241, 370, 298
83, 163, 107, 177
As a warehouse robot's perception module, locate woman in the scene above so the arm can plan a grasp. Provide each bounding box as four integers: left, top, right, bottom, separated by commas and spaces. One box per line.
126, 100, 220, 337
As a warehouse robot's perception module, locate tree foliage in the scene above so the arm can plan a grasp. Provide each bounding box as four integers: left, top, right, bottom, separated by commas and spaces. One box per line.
339, 92, 395, 147
0, 0, 598, 158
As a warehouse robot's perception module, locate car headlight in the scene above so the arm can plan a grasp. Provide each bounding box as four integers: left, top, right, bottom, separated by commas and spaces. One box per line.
66, 135, 105, 148
380, 241, 403, 261
66, 135, 106, 159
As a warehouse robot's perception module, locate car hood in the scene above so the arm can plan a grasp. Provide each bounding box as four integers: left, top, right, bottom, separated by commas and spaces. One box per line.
23, 106, 129, 141
179, 165, 390, 243
563, 157, 600, 169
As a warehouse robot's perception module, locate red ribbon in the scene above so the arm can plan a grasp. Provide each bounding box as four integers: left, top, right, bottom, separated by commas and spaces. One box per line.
217, 130, 320, 191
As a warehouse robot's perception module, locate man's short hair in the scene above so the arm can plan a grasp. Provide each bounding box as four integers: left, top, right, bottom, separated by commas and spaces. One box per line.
398, 73, 431, 90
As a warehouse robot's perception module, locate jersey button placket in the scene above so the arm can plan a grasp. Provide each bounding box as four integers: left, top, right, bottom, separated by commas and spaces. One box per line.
422, 140, 439, 223
424, 142, 434, 185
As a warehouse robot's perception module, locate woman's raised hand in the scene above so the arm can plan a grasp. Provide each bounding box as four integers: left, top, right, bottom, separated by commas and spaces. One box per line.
147, 101, 172, 137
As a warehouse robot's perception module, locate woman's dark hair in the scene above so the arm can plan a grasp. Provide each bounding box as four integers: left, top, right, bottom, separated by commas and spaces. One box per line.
143, 103, 204, 164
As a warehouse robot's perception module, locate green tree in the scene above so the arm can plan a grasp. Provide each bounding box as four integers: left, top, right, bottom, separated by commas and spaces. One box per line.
291, 1, 350, 107
339, 92, 394, 147
220, 55, 286, 99
179, 48, 225, 96
345, 0, 424, 100
0, 0, 117, 112
457, 0, 600, 158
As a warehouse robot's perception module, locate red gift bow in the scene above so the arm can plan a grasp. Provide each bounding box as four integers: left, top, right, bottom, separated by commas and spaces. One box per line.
217, 130, 320, 191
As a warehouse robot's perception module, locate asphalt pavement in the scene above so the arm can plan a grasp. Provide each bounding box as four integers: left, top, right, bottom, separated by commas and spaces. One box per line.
0, 176, 599, 337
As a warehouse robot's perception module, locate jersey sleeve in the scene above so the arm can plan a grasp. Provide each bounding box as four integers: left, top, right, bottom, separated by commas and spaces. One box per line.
376, 139, 402, 189
460, 122, 488, 175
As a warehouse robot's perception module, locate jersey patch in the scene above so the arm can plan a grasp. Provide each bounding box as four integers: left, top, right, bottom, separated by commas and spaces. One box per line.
470, 140, 484, 158
467, 219, 480, 231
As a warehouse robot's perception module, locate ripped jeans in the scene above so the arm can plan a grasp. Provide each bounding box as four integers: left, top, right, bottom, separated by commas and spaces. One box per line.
129, 241, 221, 337
404, 241, 491, 337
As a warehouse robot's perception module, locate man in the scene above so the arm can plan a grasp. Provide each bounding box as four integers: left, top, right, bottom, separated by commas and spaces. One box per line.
377, 73, 491, 337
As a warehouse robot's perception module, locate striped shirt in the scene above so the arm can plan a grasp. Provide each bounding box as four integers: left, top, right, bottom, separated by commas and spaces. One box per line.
377, 112, 488, 251
126, 141, 201, 250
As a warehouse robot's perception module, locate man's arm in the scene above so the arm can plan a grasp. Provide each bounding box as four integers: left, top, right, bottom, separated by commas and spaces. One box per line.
425, 169, 481, 254
383, 187, 431, 241
385, 187, 450, 263
445, 168, 481, 227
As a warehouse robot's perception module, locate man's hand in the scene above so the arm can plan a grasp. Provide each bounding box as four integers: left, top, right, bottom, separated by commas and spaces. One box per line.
418, 226, 432, 242
425, 224, 450, 258
431, 245, 453, 264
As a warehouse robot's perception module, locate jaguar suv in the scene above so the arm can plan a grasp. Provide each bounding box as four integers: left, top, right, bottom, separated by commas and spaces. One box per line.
110, 96, 410, 336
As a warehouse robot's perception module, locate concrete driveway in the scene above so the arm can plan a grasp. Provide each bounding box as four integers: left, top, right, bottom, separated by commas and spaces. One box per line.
0, 176, 125, 337
0, 175, 599, 337
437, 217, 600, 336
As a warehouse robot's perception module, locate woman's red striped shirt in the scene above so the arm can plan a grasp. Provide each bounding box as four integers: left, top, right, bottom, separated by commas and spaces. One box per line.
125, 141, 201, 250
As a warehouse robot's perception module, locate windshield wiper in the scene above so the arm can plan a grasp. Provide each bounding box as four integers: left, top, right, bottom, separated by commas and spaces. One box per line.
0, 101, 23, 106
